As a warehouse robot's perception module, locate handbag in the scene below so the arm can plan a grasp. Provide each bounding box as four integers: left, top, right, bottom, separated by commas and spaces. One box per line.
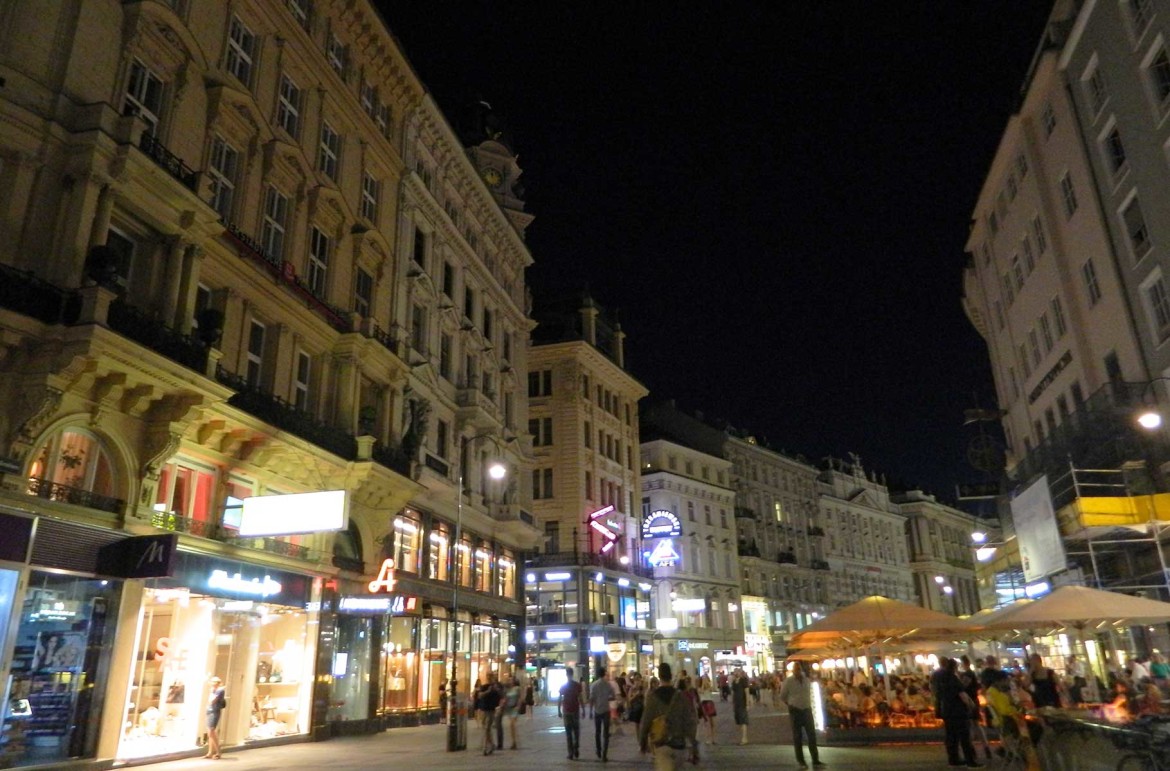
701, 699, 716, 718
519, 701, 527, 715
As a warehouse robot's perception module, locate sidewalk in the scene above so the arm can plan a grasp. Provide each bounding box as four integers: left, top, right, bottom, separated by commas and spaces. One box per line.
138, 703, 955, 770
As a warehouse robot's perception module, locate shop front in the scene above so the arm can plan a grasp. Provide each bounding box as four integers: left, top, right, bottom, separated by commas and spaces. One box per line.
0, 511, 130, 770
114, 551, 320, 762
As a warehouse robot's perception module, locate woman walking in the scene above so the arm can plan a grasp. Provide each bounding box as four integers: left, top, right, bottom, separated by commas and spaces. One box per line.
204, 676, 226, 759
732, 669, 750, 745
503, 675, 522, 749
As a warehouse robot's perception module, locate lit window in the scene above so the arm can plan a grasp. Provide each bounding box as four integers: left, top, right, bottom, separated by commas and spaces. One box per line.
28, 428, 117, 501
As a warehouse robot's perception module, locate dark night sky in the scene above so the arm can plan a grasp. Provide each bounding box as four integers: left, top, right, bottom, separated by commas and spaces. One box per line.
377, 1, 1054, 501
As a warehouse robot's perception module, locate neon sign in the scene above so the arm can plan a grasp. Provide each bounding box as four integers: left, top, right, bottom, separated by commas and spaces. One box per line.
339, 595, 417, 613
641, 510, 681, 539
208, 570, 283, 597
368, 559, 397, 593
648, 539, 680, 568
587, 505, 619, 554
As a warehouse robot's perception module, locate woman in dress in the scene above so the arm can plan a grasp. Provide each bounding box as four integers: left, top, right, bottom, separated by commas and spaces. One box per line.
503, 675, 522, 749
205, 676, 226, 759
731, 669, 750, 745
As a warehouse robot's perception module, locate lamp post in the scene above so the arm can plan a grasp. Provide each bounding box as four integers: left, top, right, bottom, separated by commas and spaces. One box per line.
447, 431, 507, 752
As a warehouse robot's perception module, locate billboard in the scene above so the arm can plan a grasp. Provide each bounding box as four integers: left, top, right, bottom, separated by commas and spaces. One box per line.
238, 489, 349, 536
1010, 475, 1066, 583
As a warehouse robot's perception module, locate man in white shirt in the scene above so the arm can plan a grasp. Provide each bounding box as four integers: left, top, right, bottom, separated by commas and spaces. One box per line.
589, 666, 616, 762
780, 663, 825, 769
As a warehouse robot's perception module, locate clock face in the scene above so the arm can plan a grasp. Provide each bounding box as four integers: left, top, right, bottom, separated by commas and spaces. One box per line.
482, 168, 502, 187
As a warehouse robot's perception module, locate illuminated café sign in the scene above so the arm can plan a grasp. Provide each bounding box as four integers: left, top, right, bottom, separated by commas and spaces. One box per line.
641, 510, 681, 539
368, 559, 397, 593
588, 505, 619, 554
339, 595, 418, 614
648, 539, 680, 568
671, 597, 706, 612
207, 569, 282, 597
606, 643, 627, 663
238, 489, 349, 537
744, 633, 771, 651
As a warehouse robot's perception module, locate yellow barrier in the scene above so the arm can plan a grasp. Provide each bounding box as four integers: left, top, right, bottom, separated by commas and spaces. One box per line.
1074, 493, 1170, 527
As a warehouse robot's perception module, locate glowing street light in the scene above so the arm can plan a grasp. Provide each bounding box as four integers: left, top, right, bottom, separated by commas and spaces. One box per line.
1138, 410, 1164, 430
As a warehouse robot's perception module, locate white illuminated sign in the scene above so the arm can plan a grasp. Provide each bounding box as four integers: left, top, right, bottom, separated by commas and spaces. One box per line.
368, 559, 397, 593
238, 489, 349, 536
655, 617, 679, 632
546, 630, 573, 641
590, 635, 607, 652
648, 539, 681, 567
544, 572, 572, 581
1025, 581, 1051, 598
672, 597, 706, 612
642, 510, 682, 539
338, 595, 417, 613
207, 569, 282, 597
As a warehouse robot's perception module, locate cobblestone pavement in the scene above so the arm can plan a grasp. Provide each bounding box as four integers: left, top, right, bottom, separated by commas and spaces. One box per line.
140, 703, 962, 771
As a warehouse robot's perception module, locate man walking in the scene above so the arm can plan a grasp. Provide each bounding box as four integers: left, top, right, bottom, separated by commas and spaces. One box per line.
559, 667, 584, 760
780, 663, 825, 769
590, 666, 616, 762
638, 662, 697, 771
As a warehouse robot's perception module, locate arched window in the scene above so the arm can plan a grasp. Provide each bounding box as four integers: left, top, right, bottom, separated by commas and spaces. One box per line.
28, 428, 117, 499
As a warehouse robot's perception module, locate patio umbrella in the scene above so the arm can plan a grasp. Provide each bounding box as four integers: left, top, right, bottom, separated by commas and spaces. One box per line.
976, 586, 1170, 703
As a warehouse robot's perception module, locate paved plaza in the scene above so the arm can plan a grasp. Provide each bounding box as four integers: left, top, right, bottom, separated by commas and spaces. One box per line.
138, 703, 961, 771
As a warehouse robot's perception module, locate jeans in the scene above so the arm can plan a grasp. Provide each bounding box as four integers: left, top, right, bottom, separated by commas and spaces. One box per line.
481, 711, 496, 754
790, 706, 820, 765
594, 712, 611, 758
563, 712, 580, 757
943, 716, 976, 766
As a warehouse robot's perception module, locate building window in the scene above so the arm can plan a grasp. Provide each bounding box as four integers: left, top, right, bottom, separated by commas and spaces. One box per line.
277, 75, 301, 137
287, 0, 310, 28
1128, 0, 1155, 35
293, 350, 311, 411
207, 136, 238, 220
1060, 172, 1078, 218
1012, 255, 1025, 290
527, 370, 552, 397
1001, 273, 1014, 305
1019, 344, 1031, 379
530, 417, 552, 447
326, 33, 346, 76
1147, 46, 1170, 109
1051, 296, 1068, 337
104, 228, 135, 291
439, 333, 452, 380
1028, 330, 1042, 366
1016, 152, 1029, 178
1086, 65, 1108, 116
435, 419, 449, 460
360, 172, 379, 223
1082, 259, 1103, 306
1039, 313, 1054, 352
1032, 215, 1047, 254
413, 227, 427, 267
1102, 126, 1127, 176
123, 60, 163, 135
583, 421, 592, 449
442, 261, 454, 298
307, 226, 330, 298
225, 16, 256, 87
1122, 196, 1153, 260
532, 468, 553, 499
246, 320, 265, 387
994, 300, 1005, 330
1042, 103, 1057, 136
988, 211, 998, 236
482, 307, 493, 342
410, 304, 427, 354
392, 514, 421, 574
1148, 276, 1170, 341
354, 267, 373, 317
318, 122, 340, 180
261, 186, 288, 259
463, 286, 474, 320
1021, 236, 1034, 273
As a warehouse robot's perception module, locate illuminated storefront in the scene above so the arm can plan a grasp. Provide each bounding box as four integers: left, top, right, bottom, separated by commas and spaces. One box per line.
115, 553, 320, 761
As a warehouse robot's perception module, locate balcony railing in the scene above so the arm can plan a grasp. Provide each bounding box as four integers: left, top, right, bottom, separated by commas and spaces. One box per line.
332, 554, 365, 572
735, 507, 757, 520
216, 365, 357, 460
366, 322, 400, 357
371, 441, 412, 477
152, 510, 222, 539
139, 132, 197, 191
108, 300, 209, 373
527, 551, 655, 579
0, 263, 76, 324
807, 526, 826, 537
811, 559, 831, 571
231, 534, 312, 561
737, 540, 761, 558
777, 551, 797, 565
27, 477, 123, 514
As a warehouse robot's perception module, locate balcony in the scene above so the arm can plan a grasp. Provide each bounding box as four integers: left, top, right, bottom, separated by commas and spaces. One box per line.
216, 365, 357, 460
490, 503, 535, 526
777, 551, 797, 565
528, 550, 655, 579
807, 526, 826, 537
151, 510, 222, 540
423, 452, 450, 477
139, 132, 197, 191
737, 540, 761, 558
365, 322, 401, 358
456, 380, 497, 429
27, 477, 124, 514
0, 263, 75, 324
371, 441, 411, 477
108, 300, 209, 374
230, 534, 312, 561
811, 559, 831, 571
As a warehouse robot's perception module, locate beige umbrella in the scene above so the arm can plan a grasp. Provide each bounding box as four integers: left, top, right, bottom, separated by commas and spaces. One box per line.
789, 595, 965, 650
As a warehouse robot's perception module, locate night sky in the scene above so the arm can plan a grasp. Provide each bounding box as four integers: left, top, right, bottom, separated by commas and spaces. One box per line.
378, 1, 1054, 501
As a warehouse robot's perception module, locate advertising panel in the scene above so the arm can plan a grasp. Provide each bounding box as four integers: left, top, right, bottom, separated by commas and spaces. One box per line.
238, 489, 349, 536
1010, 475, 1066, 583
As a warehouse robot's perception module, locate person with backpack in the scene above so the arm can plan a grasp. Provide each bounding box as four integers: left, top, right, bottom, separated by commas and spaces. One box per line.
558, 667, 584, 760
638, 662, 698, 771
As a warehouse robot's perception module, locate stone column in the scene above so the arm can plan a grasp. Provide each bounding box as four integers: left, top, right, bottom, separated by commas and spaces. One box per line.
163, 236, 187, 326
176, 244, 204, 334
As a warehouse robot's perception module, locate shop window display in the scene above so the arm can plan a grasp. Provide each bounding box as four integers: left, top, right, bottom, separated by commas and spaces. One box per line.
0, 573, 121, 769
380, 617, 418, 712
117, 587, 316, 760
329, 616, 372, 722
420, 615, 447, 709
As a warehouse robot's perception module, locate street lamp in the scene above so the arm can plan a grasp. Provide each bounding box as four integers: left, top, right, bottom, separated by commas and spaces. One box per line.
447, 431, 507, 752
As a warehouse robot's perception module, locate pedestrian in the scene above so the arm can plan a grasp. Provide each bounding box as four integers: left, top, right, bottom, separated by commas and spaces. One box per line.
493, 673, 507, 750
204, 676, 226, 760
590, 666, 615, 762
699, 689, 717, 745
960, 657, 992, 760
638, 662, 698, 771
478, 674, 502, 755
558, 667, 584, 760
679, 676, 702, 763
439, 678, 449, 724
1026, 653, 1061, 709
731, 669, 749, 745
780, 663, 824, 769
627, 675, 645, 727
503, 674, 522, 749
524, 675, 536, 719
936, 657, 982, 768
718, 671, 730, 702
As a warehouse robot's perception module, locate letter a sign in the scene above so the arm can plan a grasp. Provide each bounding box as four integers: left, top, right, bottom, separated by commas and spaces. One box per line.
368, 558, 397, 593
